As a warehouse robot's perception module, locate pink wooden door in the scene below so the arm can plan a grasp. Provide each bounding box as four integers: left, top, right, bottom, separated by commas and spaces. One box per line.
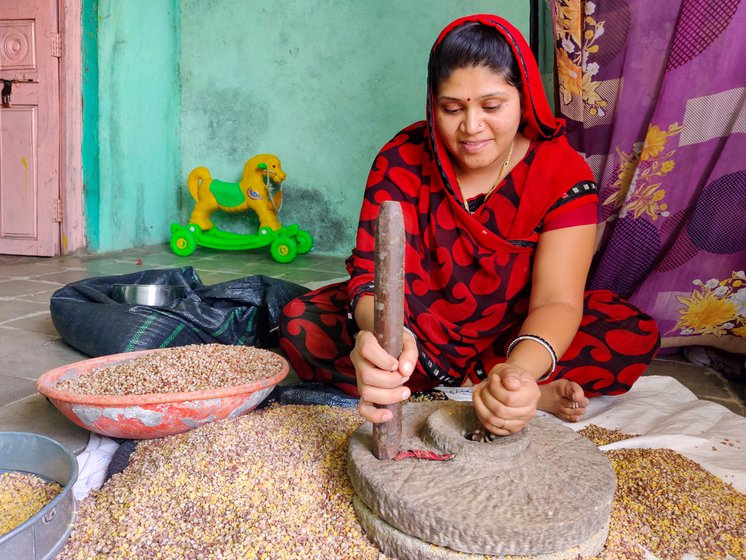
0, 0, 60, 256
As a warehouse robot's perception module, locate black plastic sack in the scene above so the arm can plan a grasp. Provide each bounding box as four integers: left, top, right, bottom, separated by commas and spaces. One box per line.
258, 382, 359, 409
50, 267, 309, 357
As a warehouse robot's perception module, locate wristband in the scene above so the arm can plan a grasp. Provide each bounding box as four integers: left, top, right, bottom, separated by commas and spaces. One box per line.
347, 281, 375, 321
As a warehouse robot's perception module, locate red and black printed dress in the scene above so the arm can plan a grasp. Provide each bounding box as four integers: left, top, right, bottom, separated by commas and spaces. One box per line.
279, 14, 660, 398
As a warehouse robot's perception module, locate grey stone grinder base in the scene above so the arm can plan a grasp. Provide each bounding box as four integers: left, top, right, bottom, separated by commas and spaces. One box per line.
347, 402, 616, 559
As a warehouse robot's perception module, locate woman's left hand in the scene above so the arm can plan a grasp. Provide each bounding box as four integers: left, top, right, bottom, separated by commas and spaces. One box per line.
472, 363, 541, 435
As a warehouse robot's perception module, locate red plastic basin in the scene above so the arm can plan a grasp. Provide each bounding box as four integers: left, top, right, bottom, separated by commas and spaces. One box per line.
36, 348, 288, 439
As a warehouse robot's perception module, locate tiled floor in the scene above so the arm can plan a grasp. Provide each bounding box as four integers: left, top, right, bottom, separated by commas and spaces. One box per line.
0, 245, 349, 453
0, 244, 744, 455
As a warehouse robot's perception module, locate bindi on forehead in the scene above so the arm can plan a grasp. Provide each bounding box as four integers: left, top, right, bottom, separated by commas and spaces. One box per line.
466, 97, 471, 102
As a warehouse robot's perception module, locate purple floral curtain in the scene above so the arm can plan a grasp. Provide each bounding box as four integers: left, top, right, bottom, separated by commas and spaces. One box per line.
553, 0, 746, 354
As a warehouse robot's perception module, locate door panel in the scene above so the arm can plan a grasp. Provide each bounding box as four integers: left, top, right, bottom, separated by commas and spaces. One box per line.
1, 20, 37, 71
1, 105, 37, 239
0, 0, 60, 256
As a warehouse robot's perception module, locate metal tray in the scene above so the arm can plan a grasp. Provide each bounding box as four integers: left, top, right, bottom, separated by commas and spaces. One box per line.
0, 432, 78, 559
112, 283, 185, 306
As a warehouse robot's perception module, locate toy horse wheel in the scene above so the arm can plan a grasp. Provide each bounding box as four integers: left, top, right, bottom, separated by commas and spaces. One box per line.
295, 230, 313, 254
170, 224, 196, 256
270, 236, 298, 263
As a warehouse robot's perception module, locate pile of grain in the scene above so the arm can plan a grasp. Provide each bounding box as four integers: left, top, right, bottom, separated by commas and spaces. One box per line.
0, 471, 62, 536
55, 344, 285, 395
58, 406, 385, 559
579, 424, 639, 446
581, 425, 746, 560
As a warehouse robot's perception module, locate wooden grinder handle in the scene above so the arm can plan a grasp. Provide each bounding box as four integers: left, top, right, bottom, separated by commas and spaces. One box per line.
372, 201, 405, 460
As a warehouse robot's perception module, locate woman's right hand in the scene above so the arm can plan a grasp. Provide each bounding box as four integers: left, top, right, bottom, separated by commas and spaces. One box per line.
351, 330, 418, 424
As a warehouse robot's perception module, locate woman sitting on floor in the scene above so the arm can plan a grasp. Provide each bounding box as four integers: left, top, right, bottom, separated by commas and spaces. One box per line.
279, 14, 660, 435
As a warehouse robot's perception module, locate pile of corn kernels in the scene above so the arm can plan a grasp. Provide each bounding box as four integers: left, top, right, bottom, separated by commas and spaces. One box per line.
55, 344, 285, 395
58, 412, 744, 559
0, 471, 62, 536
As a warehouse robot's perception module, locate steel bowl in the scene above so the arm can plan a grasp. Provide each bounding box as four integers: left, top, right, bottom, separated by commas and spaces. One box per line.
0, 432, 78, 559
36, 348, 289, 439
112, 284, 185, 306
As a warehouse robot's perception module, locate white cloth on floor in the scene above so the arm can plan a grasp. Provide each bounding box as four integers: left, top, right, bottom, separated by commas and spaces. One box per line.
72, 433, 120, 500
438, 375, 746, 492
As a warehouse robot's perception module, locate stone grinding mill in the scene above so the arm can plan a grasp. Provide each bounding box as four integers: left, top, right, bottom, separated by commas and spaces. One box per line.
347, 201, 617, 560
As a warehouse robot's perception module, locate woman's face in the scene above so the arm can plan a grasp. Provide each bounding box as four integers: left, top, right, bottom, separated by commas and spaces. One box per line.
434, 65, 522, 175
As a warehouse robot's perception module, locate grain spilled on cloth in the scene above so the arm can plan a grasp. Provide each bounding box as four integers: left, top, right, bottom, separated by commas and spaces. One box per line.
580, 424, 746, 560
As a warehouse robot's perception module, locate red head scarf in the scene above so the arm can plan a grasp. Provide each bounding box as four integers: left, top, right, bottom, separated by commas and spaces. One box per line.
427, 14, 564, 142
425, 14, 590, 242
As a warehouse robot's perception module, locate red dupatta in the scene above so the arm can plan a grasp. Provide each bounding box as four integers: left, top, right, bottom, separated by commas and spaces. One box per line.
426, 14, 589, 241
347, 14, 595, 386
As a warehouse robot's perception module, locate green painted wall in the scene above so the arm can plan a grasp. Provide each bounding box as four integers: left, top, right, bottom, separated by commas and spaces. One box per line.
84, 0, 181, 251
84, 2, 530, 254
179, 1, 529, 255
81, 0, 99, 246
